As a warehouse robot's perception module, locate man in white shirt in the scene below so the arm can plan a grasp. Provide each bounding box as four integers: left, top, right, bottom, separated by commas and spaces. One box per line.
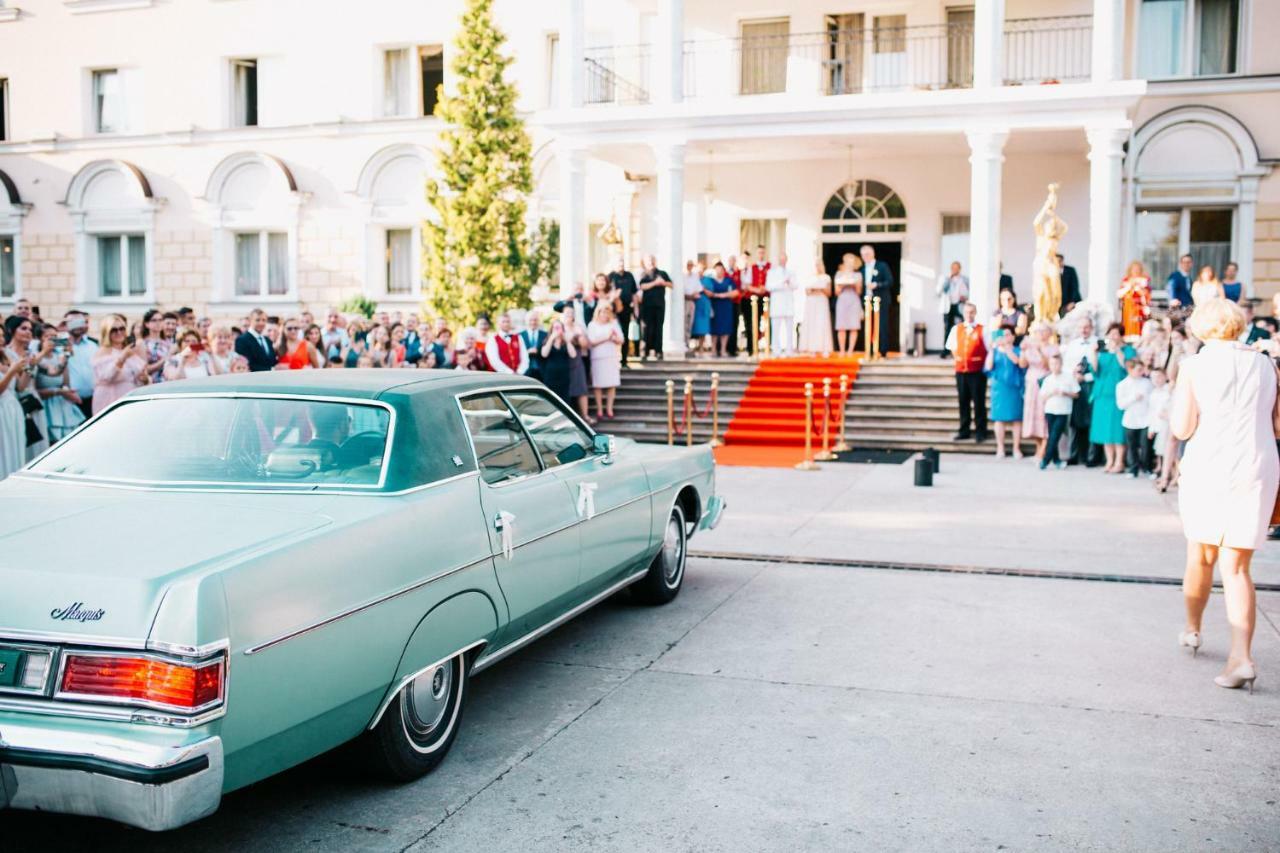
1114, 359, 1153, 477
1060, 315, 1101, 466
63, 310, 99, 419
320, 310, 350, 361
935, 261, 969, 357
765, 252, 799, 355
1037, 353, 1079, 470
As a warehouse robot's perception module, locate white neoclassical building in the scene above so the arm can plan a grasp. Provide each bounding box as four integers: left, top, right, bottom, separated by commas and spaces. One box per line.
0, 0, 1277, 352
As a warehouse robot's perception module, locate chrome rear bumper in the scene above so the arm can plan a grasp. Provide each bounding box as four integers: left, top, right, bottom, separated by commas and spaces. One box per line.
699, 495, 726, 532
0, 717, 222, 831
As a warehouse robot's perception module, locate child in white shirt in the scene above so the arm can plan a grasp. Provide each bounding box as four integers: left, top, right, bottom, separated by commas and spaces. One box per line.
1146, 367, 1171, 478
1114, 359, 1153, 478
1037, 353, 1080, 470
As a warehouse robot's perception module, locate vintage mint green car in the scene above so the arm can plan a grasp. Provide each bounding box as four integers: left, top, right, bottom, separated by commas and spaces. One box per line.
0, 370, 722, 830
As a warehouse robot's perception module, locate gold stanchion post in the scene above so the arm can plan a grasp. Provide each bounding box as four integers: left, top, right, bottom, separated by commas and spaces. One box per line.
665, 380, 675, 446
795, 383, 819, 471
762, 296, 771, 359
815, 377, 836, 461
872, 295, 882, 361
683, 375, 694, 447
863, 293, 873, 359
709, 372, 723, 447
833, 373, 851, 453
751, 296, 761, 361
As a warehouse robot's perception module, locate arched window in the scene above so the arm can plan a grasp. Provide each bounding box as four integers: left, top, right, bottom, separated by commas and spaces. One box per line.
0, 170, 28, 303
1129, 106, 1266, 295
65, 160, 159, 304
356, 144, 430, 302
205, 152, 301, 303
821, 180, 907, 234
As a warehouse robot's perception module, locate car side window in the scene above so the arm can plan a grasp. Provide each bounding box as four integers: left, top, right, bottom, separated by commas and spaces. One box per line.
504, 390, 594, 470
460, 394, 542, 485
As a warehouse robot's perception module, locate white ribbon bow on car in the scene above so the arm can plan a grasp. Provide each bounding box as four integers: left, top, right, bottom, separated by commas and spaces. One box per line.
497, 511, 516, 560
576, 482, 598, 521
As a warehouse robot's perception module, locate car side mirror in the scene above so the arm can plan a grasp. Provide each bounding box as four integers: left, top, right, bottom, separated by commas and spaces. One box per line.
593, 433, 616, 464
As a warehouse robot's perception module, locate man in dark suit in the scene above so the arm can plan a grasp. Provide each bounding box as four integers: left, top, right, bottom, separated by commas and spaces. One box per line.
607, 258, 638, 367
1057, 254, 1082, 312
860, 244, 895, 355
521, 310, 548, 380
1166, 254, 1194, 309
234, 308, 278, 372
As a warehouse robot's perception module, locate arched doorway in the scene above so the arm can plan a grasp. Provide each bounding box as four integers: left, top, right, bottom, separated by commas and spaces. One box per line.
819, 180, 907, 353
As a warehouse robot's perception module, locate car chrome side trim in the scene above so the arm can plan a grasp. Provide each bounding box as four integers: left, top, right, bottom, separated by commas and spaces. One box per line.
365, 639, 488, 730
11, 468, 480, 498
470, 568, 649, 675
242, 557, 492, 656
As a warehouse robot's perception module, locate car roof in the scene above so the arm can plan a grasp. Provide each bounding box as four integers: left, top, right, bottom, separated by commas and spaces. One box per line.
135, 369, 542, 402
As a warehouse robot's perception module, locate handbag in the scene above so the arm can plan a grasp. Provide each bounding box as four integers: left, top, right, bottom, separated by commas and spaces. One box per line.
19, 392, 43, 416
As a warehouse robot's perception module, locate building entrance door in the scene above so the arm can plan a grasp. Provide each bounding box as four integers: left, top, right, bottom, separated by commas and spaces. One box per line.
822, 241, 902, 353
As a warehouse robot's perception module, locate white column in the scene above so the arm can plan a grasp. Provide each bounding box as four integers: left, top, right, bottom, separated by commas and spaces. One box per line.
973, 0, 1006, 89
1238, 176, 1260, 299
557, 144, 586, 299
654, 142, 685, 353
1086, 126, 1127, 305
558, 0, 584, 109
1091, 0, 1125, 82
653, 0, 683, 105
966, 129, 1008, 320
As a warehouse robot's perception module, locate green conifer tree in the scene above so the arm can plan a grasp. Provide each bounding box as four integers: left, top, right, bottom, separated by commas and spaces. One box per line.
424, 0, 534, 324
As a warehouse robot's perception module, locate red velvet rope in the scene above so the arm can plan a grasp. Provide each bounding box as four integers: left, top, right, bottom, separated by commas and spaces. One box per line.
673, 385, 718, 436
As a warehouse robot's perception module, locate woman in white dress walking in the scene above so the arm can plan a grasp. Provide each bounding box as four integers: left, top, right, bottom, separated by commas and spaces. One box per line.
1172, 298, 1279, 691
799, 258, 834, 355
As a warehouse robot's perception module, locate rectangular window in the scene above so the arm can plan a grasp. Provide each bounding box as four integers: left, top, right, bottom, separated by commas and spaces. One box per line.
96, 235, 145, 297
0, 78, 8, 142
232, 59, 258, 127
0, 235, 15, 298
738, 219, 787, 257
824, 13, 864, 95
460, 394, 542, 484
93, 69, 125, 134
1139, 0, 1186, 77
419, 45, 444, 116
504, 391, 593, 470
382, 48, 410, 116
547, 33, 560, 108
1189, 208, 1232, 274
945, 7, 975, 88
739, 19, 789, 95
386, 229, 413, 295
1135, 209, 1181, 286
1197, 0, 1238, 75
234, 231, 288, 297
1135, 207, 1234, 290
873, 15, 907, 54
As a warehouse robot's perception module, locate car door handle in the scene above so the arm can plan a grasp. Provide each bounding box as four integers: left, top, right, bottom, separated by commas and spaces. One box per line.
494, 511, 516, 560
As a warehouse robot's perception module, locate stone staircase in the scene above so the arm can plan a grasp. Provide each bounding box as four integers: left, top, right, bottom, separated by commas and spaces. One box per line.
604, 358, 755, 445
842, 357, 1030, 454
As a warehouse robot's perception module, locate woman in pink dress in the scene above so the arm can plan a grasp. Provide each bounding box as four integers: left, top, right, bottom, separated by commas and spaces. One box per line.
1172, 298, 1279, 692
1020, 321, 1057, 461
91, 314, 148, 414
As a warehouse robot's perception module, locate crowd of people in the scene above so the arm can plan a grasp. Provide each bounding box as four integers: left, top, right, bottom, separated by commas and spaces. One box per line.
945, 256, 1276, 490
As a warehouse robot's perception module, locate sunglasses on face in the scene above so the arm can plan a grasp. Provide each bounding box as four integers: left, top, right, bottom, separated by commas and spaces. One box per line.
286, 326, 300, 332
110, 326, 127, 333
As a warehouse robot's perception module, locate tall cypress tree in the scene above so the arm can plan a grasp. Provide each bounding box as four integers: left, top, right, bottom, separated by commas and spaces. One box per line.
424, 0, 534, 324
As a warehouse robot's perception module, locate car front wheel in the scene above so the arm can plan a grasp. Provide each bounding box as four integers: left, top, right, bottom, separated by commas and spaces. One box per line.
632, 503, 687, 605
366, 652, 468, 782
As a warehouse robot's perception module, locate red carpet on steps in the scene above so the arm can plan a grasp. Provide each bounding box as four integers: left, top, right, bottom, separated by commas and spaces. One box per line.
718, 356, 862, 465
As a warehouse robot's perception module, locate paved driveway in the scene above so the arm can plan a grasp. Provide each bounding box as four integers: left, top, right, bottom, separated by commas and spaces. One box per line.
5, 550, 1278, 852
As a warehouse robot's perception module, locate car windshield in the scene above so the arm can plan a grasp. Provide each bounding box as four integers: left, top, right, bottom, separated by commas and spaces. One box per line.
28, 396, 392, 490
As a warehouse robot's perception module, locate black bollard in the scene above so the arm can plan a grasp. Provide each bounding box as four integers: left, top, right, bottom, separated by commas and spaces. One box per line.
914, 457, 933, 487
923, 447, 940, 474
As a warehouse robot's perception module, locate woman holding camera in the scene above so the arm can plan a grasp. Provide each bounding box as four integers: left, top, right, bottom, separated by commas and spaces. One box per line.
35, 325, 85, 443
5, 315, 49, 460
0, 323, 33, 478
92, 314, 149, 415
164, 329, 224, 380
540, 318, 578, 405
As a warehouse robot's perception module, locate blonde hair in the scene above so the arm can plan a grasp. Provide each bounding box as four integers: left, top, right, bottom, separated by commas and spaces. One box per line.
593, 303, 615, 324
1187, 297, 1246, 342
99, 314, 128, 349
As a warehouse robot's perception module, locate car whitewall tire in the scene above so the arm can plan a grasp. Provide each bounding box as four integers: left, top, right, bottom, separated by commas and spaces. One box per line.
365, 652, 468, 781
632, 503, 687, 605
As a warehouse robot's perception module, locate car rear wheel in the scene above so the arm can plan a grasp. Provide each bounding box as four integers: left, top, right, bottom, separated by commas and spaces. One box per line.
632, 503, 687, 605
366, 652, 468, 782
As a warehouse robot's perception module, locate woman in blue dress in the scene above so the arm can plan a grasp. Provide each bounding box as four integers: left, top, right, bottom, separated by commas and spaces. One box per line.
1089, 322, 1137, 473
985, 327, 1027, 459
689, 268, 712, 355
1221, 261, 1243, 303
703, 261, 737, 358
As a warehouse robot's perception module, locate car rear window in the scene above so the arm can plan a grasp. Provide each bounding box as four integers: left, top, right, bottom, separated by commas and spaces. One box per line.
28, 396, 392, 490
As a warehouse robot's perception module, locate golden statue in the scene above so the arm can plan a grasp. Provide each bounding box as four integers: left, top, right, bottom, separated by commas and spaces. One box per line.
1032, 183, 1068, 323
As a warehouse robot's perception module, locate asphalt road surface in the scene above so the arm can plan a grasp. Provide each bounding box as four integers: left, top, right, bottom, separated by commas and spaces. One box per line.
4, 553, 1278, 852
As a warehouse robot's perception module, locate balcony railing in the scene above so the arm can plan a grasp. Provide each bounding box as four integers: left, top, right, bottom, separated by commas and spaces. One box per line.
579, 16, 1092, 106
584, 44, 651, 105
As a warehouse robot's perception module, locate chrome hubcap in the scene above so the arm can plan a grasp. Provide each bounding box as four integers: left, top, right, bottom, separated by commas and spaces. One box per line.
662, 515, 684, 585
404, 661, 453, 739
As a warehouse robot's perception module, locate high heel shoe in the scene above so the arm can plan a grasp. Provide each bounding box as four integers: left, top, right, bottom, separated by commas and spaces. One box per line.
1214, 663, 1258, 693
1178, 630, 1202, 657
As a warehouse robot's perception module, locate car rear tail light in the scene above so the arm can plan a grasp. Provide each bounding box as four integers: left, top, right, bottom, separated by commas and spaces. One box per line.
59, 653, 224, 713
